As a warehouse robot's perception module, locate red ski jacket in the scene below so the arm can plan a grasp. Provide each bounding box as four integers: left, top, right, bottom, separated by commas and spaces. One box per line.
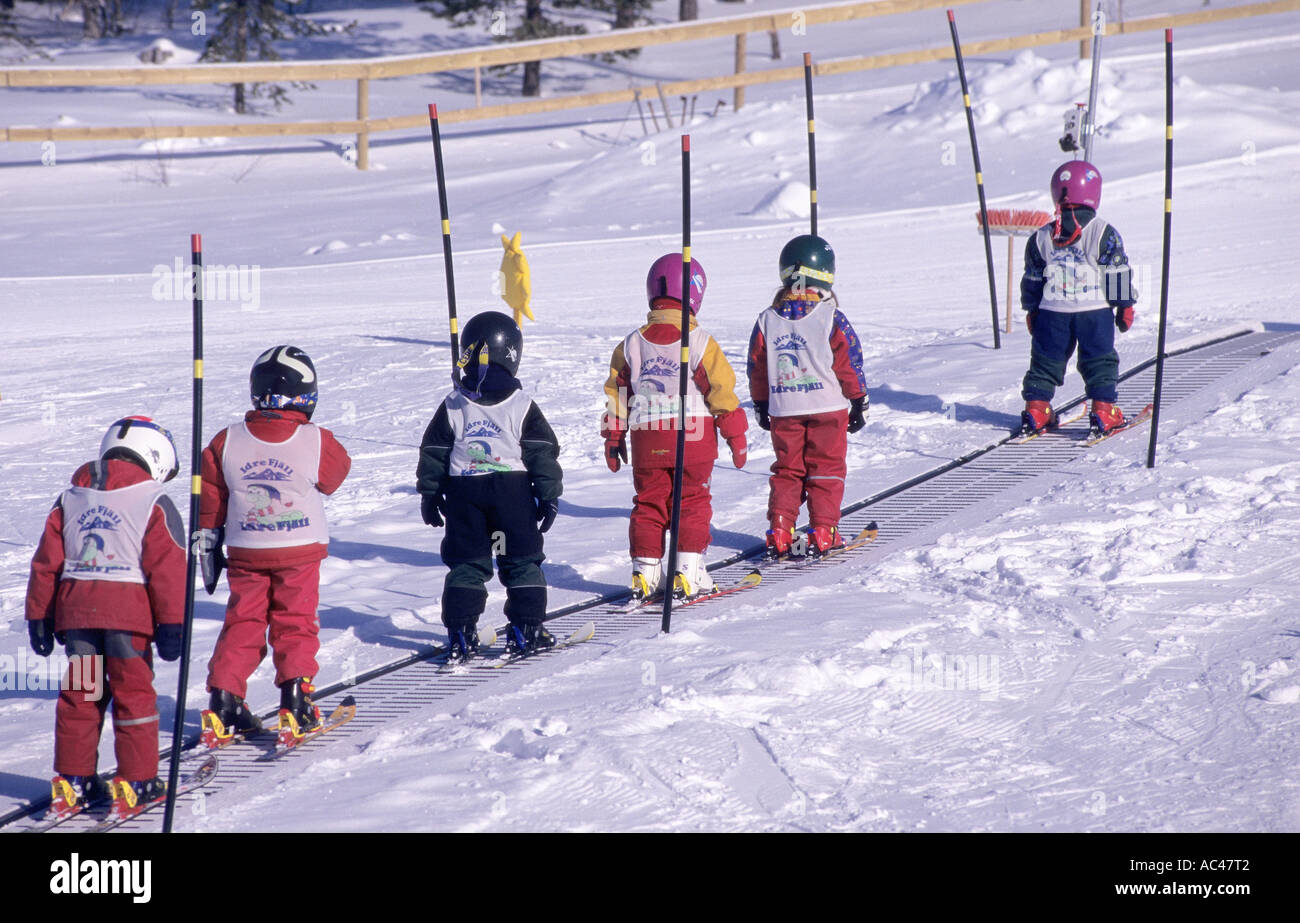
26, 458, 186, 636
200, 408, 351, 570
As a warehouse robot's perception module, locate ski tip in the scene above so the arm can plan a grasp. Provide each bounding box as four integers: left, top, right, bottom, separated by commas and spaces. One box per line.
866, 520, 878, 532
339, 695, 357, 708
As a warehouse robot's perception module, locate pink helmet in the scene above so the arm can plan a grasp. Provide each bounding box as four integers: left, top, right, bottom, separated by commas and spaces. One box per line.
1050, 160, 1102, 209
646, 253, 707, 315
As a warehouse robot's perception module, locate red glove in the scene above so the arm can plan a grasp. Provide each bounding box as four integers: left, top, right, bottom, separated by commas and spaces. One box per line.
727, 434, 746, 469
1025, 311, 1037, 334
1115, 307, 1135, 333
601, 413, 627, 473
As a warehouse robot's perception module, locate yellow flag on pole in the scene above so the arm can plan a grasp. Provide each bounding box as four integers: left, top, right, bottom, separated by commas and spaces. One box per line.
499, 231, 534, 325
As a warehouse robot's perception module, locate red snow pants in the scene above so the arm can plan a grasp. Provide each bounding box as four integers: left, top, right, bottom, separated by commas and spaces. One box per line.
630, 463, 714, 557
206, 560, 321, 700
768, 410, 849, 528
55, 630, 158, 781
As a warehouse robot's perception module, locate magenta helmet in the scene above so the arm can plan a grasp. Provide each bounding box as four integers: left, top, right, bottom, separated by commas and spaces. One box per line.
1050, 160, 1102, 209
646, 253, 707, 315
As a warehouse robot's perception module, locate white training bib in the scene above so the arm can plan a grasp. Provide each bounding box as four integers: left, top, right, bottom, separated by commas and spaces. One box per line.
759, 301, 847, 417
622, 327, 712, 430
1036, 217, 1111, 313
222, 423, 329, 548
446, 388, 531, 476
60, 479, 161, 584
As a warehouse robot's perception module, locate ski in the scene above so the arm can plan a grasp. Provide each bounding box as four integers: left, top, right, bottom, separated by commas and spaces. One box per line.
259, 695, 357, 761
1084, 403, 1154, 447
675, 569, 762, 608
490, 621, 595, 669
87, 756, 217, 833
1010, 407, 1088, 444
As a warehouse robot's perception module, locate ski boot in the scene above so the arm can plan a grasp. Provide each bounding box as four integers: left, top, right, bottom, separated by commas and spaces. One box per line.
48, 773, 108, 819
765, 514, 796, 560
1019, 400, 1056, 435
806, 525, 845, 557
275, 677, 322, 747
446, 625, 481, 665
504, 622, 557, 656
200, 688, 263, 749
672, 551, 716, 600
630, 557, 664, 601
106, 776, 166, 822
1088, 400, 1126, 437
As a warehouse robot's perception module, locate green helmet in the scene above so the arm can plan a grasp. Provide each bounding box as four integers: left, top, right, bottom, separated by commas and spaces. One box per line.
779, 234, 835, 293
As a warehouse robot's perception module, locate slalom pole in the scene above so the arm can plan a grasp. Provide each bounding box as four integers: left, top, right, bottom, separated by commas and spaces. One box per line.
1147, 30, 1174, 469
803, 52, 818, 236
1083, 2, 1105, 163
947, 8, 1001, 350
427, 104, 460, 368
163, 233, 204, 833
662, 134, 691, 635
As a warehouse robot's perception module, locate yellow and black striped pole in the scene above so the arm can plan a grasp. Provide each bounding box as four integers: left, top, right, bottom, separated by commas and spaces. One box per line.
1147, 30, 1174, 469
948, 8, 1002, 350
428, 104, 461, 369
803, 52, 819, 236
163, 232, 204, 832
662, 134, 692, 635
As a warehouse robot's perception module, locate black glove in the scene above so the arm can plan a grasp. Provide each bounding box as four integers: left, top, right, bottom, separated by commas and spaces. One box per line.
536, 498, 559, 534
754, 400, 771, 432
28, 617, 55, 658
421, 494, 446, 528
847, 396, 869, 434
155, 623, 183, 662
199, 527, 225, 595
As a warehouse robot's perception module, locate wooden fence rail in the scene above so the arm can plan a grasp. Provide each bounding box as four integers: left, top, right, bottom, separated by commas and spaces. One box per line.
3, 0, 1297, 170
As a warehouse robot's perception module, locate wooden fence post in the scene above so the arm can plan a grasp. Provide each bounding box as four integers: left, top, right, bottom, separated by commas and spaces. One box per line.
1080, 0, 1091, 60
356, 76, 369, 170
734, 32, 747, 111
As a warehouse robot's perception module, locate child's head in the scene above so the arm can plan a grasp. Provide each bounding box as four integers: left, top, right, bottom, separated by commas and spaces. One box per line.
645, 253, 707, 315
779, 235, 835, 296
458, 311, 523, 378
99, 416, 179, 483
251, 345, 318, 419
1050, 160, 1102, 210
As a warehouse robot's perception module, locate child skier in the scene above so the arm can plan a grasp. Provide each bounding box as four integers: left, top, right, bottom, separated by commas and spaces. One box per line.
1019, 160, 1138, 436
417, 311, 563, 660
199, 345, 351, 747
601, 254, 748, 600
25, 416, 186, 819
748, 235, 868, 559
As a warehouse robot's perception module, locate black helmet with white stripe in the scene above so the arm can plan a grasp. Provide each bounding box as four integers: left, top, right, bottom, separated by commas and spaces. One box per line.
458, 311, 522, 377
250, 345, 318, 419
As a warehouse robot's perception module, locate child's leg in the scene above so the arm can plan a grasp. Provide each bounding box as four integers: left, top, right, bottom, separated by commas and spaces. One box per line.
630, 467, 671, 558
487, 477, 547, 627
54, 629, 109, 778
266, 560, 322, 688
803, 410, 849, 530
104, 631, 160, 782
768, 417, 810, 523
1074, 308, 1120, 403
443, 559, 492, 631
499, 554, 546, 627
207, 564, 272, 700
677, 460, 714, 553
1021, 310, 1078, 403
441, 485, 493, 631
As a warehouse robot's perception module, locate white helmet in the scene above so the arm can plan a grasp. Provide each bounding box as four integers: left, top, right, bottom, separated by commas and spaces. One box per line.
99, 416, 179, 483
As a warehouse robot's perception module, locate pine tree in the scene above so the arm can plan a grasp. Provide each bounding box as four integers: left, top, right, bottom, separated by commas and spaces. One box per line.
192, 0, 351, 114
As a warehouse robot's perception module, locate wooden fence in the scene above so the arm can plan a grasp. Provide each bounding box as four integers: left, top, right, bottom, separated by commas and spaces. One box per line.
2, 0, 1297, 169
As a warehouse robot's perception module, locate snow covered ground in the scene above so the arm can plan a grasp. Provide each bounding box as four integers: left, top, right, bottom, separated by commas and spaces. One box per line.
3, 0, 1300, 831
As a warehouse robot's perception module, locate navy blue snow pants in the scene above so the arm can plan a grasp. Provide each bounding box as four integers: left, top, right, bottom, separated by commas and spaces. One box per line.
1021, 307, 1118, 404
